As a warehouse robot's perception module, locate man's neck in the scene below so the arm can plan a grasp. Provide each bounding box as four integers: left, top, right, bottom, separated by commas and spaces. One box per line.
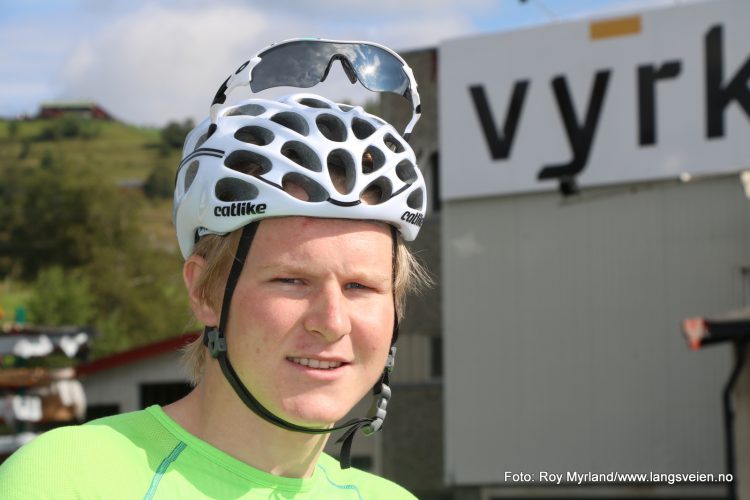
163, 369, 330, 478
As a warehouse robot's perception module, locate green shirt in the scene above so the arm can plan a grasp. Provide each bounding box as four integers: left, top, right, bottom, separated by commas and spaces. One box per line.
0, 406, 415, 499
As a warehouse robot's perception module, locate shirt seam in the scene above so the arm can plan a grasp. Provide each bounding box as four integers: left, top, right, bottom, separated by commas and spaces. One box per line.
143, 441, 187, 500
145, 406, 316, 492
317, 463, 363, 500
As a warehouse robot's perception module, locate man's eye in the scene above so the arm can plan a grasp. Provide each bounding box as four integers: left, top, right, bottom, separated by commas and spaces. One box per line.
345, 282, 369, 290
275, 278, 302, 285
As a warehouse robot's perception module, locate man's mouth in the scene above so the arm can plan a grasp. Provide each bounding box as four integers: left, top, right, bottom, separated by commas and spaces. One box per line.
287, 357, 345, 370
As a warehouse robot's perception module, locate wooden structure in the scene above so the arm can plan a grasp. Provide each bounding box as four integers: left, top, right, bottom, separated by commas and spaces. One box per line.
0, 326, 91, 461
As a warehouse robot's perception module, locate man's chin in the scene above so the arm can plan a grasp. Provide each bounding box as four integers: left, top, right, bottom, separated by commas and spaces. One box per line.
279, 401, 352, 430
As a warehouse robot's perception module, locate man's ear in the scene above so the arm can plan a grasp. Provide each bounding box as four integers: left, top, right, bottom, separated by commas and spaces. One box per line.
183, 254, 219, 326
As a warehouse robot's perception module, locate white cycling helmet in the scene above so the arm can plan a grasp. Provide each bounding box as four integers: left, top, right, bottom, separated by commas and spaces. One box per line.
173, 93, 426, 259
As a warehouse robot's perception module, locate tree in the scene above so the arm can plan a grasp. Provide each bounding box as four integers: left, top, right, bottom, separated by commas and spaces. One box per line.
82, 243, 191, 356
143, 162, 174, 199
160, 119, 194, 150
1, 155, 139, 279
0, 126, 194, 357
28, 267, 95, 326
36, 117, 99, 142
7, 120, 19, 140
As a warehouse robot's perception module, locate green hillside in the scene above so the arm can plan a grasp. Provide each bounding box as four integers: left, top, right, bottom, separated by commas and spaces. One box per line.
1, 118, 177, 182
0, 117, 194, 357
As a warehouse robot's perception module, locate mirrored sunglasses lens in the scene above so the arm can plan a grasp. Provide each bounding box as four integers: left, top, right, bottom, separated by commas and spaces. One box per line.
344, 44, 409, 95
250, 41, 408, 96
250, 42, 331, 92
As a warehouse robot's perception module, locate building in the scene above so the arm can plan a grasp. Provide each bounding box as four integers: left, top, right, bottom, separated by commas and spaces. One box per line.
77, 332, 198, 419
378, 1, 750, 498
38, 102, 113, 120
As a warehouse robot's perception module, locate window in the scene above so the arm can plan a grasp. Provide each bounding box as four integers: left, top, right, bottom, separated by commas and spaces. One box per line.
349, 455, 373, 471
85, 403, 120, 422
742, 267, 750, 306
430, 336, 443, 379
430, 152, 441, 213
140, 382, 192, 409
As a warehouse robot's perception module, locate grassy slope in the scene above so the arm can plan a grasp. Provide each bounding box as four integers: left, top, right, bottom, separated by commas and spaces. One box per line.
0, 118, 181, 315
0, 119, 177, 180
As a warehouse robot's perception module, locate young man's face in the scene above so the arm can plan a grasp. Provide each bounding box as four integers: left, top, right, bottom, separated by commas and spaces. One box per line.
226, 216, 394, 427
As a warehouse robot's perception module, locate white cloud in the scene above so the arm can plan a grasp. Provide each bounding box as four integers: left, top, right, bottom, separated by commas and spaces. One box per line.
60, 4, 309, 125
0, 15, 82, 116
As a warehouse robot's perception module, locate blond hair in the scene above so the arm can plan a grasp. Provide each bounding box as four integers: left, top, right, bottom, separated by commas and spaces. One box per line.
181, 223, 430, 385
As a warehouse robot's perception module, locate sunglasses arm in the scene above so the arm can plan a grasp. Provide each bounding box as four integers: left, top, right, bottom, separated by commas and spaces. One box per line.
403, 102, 420, 142
209, 57, 262, 125
401, 66, 421, 142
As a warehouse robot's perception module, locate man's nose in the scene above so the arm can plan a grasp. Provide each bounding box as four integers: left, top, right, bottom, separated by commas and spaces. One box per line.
303, 283, 352, 341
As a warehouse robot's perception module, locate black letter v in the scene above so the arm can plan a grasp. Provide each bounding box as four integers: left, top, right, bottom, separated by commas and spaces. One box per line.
469, 81, 529, 160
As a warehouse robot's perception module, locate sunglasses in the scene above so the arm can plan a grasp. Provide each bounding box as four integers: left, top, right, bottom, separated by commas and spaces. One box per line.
209, 38, 421, 140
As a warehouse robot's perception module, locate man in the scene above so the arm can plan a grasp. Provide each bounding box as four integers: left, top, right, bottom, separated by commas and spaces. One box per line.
0, 40, 429, 498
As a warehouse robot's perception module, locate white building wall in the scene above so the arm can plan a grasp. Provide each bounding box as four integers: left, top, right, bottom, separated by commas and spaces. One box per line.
443, 174, 750, 487
82, 351, 188, 413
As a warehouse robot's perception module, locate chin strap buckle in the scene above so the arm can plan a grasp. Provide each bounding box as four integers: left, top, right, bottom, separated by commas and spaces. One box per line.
385, 345, 397, 372
363, 346, 397, 436
364, 382, 392, 435
203, 327, 227, 359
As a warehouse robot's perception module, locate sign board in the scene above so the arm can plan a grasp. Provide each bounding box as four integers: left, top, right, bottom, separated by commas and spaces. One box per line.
439, 0, 750, 200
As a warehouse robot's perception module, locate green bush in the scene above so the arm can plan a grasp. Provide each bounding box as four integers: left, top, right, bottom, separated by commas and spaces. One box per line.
36, 117, 100, 142
28, 266, 95, 326
0, 156, 138, 279
7, 120, 19, 140
160, 119, 194, 150
144, 163, 174, 199
1, 118, 191, 357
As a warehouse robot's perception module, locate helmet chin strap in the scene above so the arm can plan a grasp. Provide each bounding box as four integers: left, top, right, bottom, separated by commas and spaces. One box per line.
203, 222, 399, 469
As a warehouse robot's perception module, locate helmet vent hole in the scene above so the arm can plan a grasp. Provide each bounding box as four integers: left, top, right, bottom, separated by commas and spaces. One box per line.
395, 159, 418, 183
227, 103, 266, 117
234, 126, 274, 146
215, 177, 259, 202
327, 149, 355, 195
352, 118, 376, 140
281, 141, 322, 172
194, 132, 209, 151
407, 188, 424, 210
362, 146, 385, 174
270, 112, 309, 136
299, 97, 331, 109
383, 134, 405, 153
360, 177, 393, 205
282, 173, 329, 202
316, 114, 347, 142
184, 160, 199, 191
225, 150, 272, 177
338, 104, 354, 112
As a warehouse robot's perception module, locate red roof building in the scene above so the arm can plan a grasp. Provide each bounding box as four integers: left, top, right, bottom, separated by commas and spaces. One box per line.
38, 101, 113, 120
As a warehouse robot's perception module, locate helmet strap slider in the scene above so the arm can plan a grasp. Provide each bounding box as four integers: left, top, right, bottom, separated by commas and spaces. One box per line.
203, 326, 226, 359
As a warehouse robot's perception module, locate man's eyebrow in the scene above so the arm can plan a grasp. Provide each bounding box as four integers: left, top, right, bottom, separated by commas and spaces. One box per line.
257, 262, 391, 282
256, 261, 306, 272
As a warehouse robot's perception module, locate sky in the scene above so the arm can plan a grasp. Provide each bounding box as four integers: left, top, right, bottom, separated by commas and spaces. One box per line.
0, 0, 705, 126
